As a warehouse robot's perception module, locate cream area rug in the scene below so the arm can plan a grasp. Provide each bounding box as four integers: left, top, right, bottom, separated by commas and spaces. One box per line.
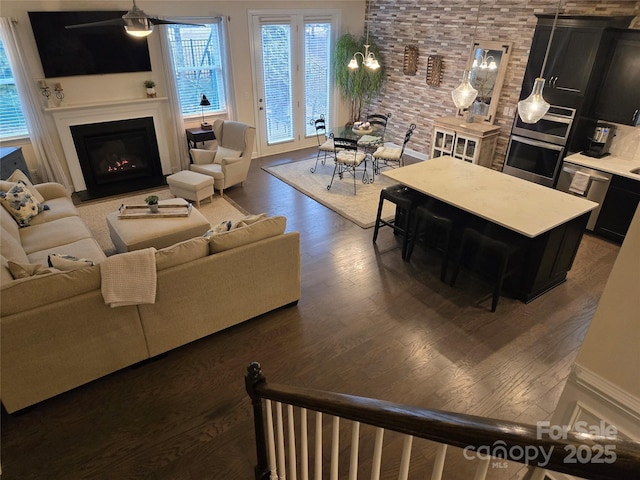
264, 157, 396, 228
76, 187, 249, 256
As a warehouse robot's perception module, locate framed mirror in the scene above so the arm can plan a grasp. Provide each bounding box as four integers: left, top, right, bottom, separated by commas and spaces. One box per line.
457, 41, 511, 124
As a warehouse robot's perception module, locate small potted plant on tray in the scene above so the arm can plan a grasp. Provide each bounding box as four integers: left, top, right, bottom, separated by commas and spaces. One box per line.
144, 80, 156, 98
145, 195, 159, 213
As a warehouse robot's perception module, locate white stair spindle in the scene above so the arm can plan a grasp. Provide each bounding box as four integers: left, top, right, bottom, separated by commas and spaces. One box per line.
473, 456, 490, 480
265, 400, 278, 480
348, 421, 360, 480
300, 408, 309, 480
287, 404, 297, 480
430, 443, 447, 480
276, 402, 286, 480
314, 412, 323, 480
330, 416, 340, 480
398, 435, 413, 480
370, 427, 385, 480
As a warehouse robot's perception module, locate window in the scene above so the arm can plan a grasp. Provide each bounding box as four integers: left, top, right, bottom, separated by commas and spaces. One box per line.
304, 21, 331, 137
0, 39, 28, 139
166, 19, 228, 117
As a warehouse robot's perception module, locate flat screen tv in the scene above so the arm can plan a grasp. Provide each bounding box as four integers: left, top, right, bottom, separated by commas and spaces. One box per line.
28, 11, 152, 78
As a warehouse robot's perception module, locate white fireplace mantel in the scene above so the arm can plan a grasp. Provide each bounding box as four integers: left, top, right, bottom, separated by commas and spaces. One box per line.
50, 97, 172, 192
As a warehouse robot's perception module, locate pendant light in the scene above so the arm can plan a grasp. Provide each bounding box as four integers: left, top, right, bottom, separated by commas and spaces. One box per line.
348, 1, 380, 71
452, 1, 483, 109
517, 0, 562, 124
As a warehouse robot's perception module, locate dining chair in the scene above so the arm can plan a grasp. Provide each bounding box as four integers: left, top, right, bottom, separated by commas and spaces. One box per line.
310, 115, 335, 173
366, 112, 392, 133
372, 123, 416, 172
327, 137, 369, 195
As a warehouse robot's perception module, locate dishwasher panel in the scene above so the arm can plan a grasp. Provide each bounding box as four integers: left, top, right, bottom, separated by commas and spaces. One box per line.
556, 162, 612, 230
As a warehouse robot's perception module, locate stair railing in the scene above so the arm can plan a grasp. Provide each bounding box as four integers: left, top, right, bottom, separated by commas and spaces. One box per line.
245, 362, 640, 480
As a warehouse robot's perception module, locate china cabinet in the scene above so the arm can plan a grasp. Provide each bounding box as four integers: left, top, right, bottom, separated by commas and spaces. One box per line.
431, 116, 499, 168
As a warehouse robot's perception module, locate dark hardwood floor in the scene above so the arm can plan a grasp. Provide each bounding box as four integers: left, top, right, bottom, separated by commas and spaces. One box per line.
1, 148, 620, 479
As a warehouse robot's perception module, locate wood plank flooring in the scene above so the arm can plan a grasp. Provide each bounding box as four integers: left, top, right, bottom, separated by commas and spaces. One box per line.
1, 148, 621, 479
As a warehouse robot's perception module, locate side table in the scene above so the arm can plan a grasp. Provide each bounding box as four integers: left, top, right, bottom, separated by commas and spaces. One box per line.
186, 127, 216, 163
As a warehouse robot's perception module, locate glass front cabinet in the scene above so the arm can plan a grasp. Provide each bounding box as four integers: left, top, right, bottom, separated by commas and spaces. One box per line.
431, 116, 500, 167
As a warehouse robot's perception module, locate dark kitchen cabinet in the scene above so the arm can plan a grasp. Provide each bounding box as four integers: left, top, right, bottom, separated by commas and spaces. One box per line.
594, 175, 640, 243
593, 29, 640, 126
0, 146, 31, 181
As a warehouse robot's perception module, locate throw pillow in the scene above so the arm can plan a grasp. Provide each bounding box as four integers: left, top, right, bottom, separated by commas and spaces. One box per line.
190, 148, 216, 165
213, 146, 242, 164
47, 253, 95, 271
208, 216, 286, 253
7, 169, 45, 204
203, 220, 233, 238
232, 212, 268, 229
8, 261, 60, 279
0, 181, 42, 227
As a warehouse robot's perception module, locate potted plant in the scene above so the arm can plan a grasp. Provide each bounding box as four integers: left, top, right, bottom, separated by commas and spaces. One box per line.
144, 195, 159, 213
334, 33, 385, 124
144, 80, 156, 98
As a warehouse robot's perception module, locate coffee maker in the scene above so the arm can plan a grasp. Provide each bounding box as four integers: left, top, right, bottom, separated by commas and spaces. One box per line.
583, 121, 616, 158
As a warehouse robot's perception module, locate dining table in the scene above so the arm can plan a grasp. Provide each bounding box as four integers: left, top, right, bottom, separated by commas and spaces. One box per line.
328, 124, 388, 181
383, 156, 599, 302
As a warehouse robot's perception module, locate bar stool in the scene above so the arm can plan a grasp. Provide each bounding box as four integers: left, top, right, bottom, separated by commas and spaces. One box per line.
450, 225, 526, 312
405, 200, 457, 281
372, 184, 424, 260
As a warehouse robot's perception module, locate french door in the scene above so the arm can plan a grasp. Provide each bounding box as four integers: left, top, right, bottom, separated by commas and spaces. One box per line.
250, 11, 337, 156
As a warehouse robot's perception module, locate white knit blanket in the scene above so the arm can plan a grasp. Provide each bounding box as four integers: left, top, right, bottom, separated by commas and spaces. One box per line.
100, 248, 157, 308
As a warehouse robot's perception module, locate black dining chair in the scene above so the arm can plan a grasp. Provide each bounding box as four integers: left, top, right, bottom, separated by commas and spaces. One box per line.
372, 123, 416, 172
366, 112, 392, 133
310, 115, 335, 173
327, 137, 369, 195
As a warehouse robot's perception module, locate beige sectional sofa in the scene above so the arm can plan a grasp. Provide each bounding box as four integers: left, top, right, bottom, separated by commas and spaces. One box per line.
0, 179, 300, 413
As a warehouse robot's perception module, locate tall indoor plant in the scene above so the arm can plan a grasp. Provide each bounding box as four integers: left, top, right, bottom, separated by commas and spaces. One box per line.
334, 33, 385, 124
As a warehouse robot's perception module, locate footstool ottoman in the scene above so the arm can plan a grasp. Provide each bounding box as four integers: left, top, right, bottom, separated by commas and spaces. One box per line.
106, 198, 211, 253
166, 170, 214, 208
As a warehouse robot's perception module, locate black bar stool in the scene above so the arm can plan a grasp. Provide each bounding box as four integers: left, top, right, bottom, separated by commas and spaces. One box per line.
372, 184, 424, 260
450, 225, 526, 312
405, 200, 457, 281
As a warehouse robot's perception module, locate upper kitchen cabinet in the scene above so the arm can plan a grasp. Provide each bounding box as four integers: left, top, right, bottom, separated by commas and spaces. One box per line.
521, 16, 634, 107
593, 29, 640, 126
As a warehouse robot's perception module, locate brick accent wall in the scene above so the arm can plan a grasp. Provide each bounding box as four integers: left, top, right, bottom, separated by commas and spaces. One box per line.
364, 0, 640, 168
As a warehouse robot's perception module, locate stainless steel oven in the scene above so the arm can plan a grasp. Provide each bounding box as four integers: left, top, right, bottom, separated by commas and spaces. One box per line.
503, 105, 576, 186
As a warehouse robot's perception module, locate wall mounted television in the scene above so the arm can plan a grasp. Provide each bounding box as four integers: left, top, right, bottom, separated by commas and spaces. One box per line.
28, 11, 152, 78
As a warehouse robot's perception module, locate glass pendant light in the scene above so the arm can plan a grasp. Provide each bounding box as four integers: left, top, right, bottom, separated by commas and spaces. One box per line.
517, 0, 562, 124
451, 70, 478, 109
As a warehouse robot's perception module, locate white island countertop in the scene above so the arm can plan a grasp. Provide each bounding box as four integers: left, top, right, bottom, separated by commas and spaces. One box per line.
383, 157, 598, 238
564, 153, 640, 181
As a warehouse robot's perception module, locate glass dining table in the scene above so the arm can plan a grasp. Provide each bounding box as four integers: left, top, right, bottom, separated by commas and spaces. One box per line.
327, 125, 387, 182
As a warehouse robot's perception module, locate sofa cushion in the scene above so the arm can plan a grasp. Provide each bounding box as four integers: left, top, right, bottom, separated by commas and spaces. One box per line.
7, 169, 45, 203
233, 212, 268, 229
155, 236, 210, 271
0, 225, 29, 264
7, 261, 60, 279
208, 216, 286, 253
0, 181, 42, 227
190, 148, 216, 165
214, 146, 242, 164
48, 253, 95, 270
26, 238, 107, 267
29, 196, 79, 225
190, 163, 223, 180
19, 216, 94, 255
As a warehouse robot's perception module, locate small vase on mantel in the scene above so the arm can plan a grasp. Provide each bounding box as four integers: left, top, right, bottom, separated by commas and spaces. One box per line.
144, 80, 156, 98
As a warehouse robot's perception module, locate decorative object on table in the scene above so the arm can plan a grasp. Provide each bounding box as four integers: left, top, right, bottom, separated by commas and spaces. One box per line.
64, 0, 203, 38
199, 94, 212, 130
144, 194, 159, 213
38, 80, 53, 108
351, 121, 373, 135
119, 201, 193, 218
426, 55, 444, 86
54, 83, 64, 106
334, 31, 385, 124
517, 0, 562, 124
403, 45, 419, 76
144, 80, 156, 98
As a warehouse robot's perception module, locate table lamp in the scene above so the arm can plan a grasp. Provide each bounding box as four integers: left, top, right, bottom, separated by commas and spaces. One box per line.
200, 94, 212, 130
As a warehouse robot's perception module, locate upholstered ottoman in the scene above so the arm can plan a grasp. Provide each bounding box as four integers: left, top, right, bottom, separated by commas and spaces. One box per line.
106, 198, 211, 253
166, 170, 215, 207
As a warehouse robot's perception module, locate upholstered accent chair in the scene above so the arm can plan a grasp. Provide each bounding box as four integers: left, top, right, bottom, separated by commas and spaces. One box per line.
189, 119, 256, 197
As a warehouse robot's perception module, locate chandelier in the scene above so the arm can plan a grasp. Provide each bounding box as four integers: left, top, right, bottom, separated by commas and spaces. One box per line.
347, 2, 380, 71
473, 49, 497, 70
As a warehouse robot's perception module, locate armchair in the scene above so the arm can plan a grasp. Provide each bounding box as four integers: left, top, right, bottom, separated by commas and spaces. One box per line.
189, 119, 256, 197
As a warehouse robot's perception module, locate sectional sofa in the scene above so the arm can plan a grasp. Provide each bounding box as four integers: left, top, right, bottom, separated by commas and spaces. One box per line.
0, 176, 301, 413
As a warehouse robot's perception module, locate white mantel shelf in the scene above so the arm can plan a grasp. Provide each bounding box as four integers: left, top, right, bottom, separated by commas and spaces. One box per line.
44, 96, 168, 113
49, 97, 172, 192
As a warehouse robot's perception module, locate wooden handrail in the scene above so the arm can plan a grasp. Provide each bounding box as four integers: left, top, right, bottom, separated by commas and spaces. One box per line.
246, 362, 640, 480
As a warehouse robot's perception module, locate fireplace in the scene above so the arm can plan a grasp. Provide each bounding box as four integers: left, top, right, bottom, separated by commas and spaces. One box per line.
71, 117, 165, 199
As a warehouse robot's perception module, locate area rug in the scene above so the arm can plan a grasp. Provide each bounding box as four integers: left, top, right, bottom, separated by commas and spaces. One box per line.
76, 187, 249, 256
263, 157, 396, 228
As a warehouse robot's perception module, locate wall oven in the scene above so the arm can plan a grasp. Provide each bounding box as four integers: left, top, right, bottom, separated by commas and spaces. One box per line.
503, 105, 576, 187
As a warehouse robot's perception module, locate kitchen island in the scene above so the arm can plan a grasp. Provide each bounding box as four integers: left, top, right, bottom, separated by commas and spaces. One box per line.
383, 157, 598, 301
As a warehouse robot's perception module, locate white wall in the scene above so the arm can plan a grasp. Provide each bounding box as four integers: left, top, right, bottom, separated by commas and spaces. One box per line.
0, 0, 365, 182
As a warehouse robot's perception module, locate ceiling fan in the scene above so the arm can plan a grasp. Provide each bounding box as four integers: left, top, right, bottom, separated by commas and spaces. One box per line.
65, 0, 201, 38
